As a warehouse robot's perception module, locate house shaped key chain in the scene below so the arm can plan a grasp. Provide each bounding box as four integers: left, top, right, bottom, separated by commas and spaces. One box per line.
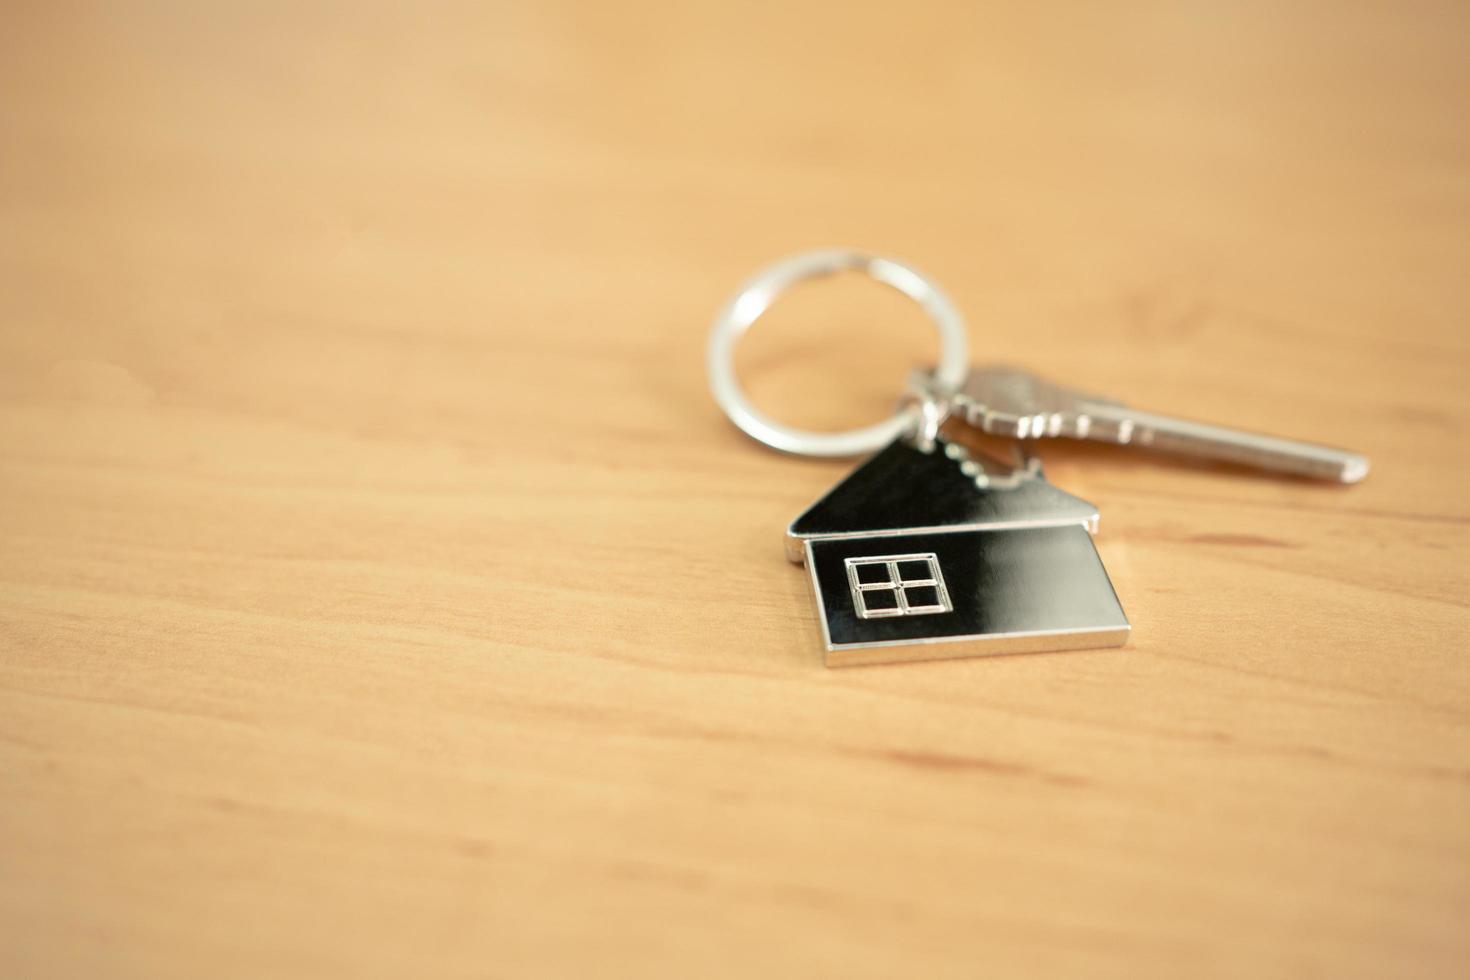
711, 250, 1363, 667
787, 434, 1129, 666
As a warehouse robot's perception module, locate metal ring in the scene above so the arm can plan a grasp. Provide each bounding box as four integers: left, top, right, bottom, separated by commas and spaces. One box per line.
706, 249, 970, 457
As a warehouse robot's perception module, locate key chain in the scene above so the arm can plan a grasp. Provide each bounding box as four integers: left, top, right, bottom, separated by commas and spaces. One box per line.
708, 250, 1370, 667
707, 249, 1130, 667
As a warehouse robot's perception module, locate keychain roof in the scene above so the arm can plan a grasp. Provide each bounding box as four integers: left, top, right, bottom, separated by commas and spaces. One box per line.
785, 434, 1100, 562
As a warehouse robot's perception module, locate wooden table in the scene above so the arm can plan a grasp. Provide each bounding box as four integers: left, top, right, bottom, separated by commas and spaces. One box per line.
3, 3, 1467, 977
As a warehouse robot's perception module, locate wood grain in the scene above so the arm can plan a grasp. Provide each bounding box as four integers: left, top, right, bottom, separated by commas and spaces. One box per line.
2, 3, 1468, 978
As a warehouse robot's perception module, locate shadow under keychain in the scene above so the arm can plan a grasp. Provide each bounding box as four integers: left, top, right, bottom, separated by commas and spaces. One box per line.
707, 250, 1368, 668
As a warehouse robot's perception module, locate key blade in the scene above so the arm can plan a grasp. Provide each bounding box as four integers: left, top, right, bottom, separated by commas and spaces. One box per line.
1080, 402, 1370, 483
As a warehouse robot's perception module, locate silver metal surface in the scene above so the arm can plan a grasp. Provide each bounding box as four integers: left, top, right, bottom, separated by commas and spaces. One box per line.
789, 433, 1129, 666
808, 526, 1129, 668
707, 249, 970, 457
951, 366, 1370, 483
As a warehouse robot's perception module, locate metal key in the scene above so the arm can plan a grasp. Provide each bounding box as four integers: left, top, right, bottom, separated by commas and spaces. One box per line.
944, 366, 1369, 483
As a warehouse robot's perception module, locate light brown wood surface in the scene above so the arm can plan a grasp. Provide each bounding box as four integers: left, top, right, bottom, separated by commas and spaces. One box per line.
3, 3, 1469, 978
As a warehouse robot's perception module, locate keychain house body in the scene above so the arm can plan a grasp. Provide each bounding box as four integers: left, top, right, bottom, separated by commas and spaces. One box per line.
788, 436, 1129, 667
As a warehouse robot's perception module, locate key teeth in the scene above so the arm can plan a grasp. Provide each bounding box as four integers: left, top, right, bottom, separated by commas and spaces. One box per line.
967, 407, 1028, 439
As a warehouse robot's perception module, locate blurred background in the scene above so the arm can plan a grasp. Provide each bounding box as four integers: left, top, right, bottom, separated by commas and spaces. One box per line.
3, 2, 1468, 978
6, 2, 1465, 441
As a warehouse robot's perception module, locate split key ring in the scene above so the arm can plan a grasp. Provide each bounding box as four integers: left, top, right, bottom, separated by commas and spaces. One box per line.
706, 249, 970, 458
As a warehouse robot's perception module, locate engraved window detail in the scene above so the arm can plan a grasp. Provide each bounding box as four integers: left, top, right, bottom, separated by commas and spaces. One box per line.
845, 553, 953, 619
